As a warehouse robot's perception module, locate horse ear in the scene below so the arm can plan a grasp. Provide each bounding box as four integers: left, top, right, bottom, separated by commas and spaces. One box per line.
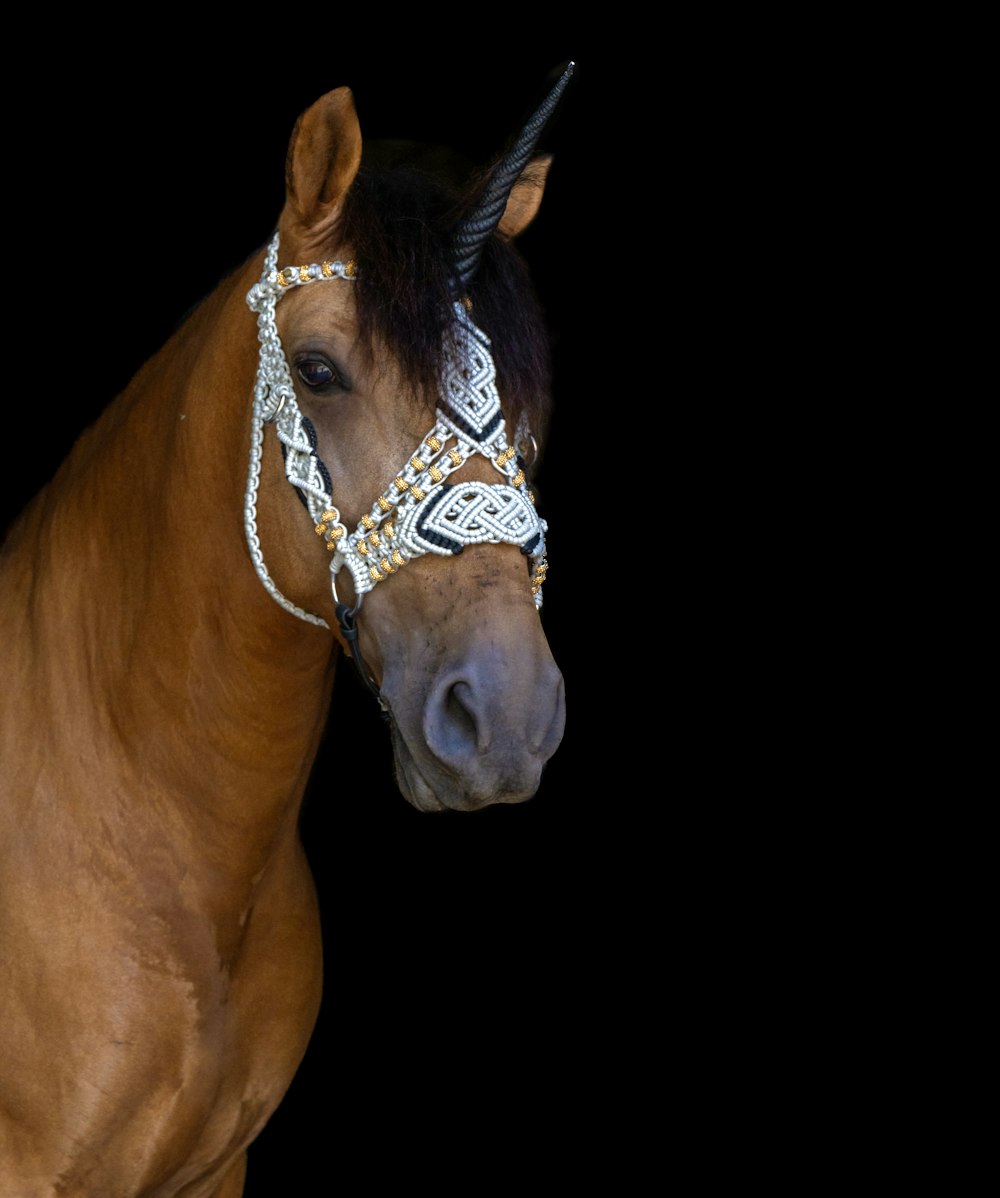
279, 88, 363, 249
497, 155, 552, 241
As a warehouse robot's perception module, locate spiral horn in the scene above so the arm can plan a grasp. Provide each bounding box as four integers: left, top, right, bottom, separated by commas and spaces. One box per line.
452, 61, 575, 288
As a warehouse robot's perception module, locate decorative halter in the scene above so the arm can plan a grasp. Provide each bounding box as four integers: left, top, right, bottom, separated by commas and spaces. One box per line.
243, 62, 574, 699
244, 232, 548, 611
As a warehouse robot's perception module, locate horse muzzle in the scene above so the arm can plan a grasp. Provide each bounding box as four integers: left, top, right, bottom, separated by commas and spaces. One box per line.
382, 651, 566, 812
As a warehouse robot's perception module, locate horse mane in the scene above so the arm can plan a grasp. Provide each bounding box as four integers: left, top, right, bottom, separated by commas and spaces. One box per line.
336, 141, 553, 441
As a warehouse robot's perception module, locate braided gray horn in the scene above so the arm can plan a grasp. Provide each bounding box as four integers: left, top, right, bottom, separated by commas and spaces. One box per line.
452, 61, 575, 288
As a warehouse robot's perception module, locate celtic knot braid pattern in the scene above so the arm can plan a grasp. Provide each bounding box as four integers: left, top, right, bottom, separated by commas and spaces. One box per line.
330, 302, 547, 606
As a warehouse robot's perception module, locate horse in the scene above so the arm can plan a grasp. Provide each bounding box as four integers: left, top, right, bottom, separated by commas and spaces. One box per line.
0, 63, 573, 1197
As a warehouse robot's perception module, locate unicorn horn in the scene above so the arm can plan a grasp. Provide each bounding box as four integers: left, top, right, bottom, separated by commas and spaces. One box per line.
452, 61, 575, 288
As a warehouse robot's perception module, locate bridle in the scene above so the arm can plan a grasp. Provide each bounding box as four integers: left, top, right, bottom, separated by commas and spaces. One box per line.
243, 237, 548, 704
242, 63, 574, 705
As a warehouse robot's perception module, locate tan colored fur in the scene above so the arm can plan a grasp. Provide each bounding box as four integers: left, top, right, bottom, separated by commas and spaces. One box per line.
0, 88, 563, 1196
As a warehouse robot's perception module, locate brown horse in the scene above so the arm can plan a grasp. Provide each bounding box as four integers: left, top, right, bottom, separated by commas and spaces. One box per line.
0, 66, 572, 1197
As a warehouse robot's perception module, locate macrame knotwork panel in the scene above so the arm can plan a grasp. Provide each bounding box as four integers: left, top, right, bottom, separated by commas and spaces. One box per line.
245, 234, 549, 624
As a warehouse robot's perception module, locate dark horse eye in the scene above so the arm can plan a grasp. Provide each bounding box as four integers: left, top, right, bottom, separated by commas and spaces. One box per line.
296, 357, 344, 391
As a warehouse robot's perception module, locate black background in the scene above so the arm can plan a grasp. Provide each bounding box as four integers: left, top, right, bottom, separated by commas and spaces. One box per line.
4, 28, 660, 1190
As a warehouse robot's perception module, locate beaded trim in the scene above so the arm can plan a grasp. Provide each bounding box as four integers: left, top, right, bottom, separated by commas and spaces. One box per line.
244, 233, 549, 628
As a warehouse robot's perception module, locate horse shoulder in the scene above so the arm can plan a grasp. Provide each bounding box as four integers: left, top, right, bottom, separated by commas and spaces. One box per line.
0, 794, 321, 1194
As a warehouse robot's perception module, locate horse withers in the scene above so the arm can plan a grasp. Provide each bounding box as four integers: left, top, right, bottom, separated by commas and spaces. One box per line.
0, 67, 571, 1197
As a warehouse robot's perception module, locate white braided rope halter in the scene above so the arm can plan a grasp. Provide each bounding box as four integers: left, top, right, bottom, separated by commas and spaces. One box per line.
244, 232, 549, 630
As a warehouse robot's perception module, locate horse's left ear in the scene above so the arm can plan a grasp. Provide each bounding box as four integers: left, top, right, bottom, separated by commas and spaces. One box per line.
498, 155, 553, 240
279, 87, 363, 249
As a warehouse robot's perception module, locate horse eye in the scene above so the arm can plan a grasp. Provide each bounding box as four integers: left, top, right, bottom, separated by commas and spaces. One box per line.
296, 357, 344, 391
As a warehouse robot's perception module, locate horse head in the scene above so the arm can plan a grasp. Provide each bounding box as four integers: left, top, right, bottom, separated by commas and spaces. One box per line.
247, 70, 572, 812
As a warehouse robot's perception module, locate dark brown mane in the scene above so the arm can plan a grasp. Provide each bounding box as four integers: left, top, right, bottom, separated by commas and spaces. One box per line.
336, 154, 553, 442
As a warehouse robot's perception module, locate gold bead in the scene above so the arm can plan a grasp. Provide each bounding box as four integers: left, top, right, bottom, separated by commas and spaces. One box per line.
391, 550, 405, 566
448, 449, 462, 466
411, 485, 425, 501
369, 565, 383, 581
429, 465, 443, 482
394, 477, 408, 492
411, 456, 425, 471
368, 531, 381, 548
299, 266, 310, 282
361, 514, 375, 529
427, 436, 442, 452
321, 261, 334, 277
377, 495, 391, 511
383, 521, 395, 538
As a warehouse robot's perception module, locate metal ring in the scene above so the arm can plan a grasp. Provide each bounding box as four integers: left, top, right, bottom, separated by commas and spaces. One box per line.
329, 565, 363, 616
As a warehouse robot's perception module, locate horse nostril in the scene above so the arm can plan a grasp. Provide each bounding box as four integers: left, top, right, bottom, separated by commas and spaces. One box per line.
422, 663, 564, 772
435, 679, 488, 759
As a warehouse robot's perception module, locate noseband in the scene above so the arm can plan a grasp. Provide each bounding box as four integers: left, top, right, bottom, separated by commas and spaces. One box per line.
243, 233, 549, 704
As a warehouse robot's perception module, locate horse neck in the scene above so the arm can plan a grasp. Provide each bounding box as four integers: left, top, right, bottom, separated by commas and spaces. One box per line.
1, 251, 336, 862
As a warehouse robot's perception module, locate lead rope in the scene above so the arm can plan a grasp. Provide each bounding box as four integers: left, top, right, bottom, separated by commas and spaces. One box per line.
244, 300, 387, 700
245, 391, 330, 629
244, 238, 387, 705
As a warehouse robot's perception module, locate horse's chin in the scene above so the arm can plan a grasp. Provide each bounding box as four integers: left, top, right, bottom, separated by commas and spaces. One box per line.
392, 752, 451, 813
386, 719, 542, 814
